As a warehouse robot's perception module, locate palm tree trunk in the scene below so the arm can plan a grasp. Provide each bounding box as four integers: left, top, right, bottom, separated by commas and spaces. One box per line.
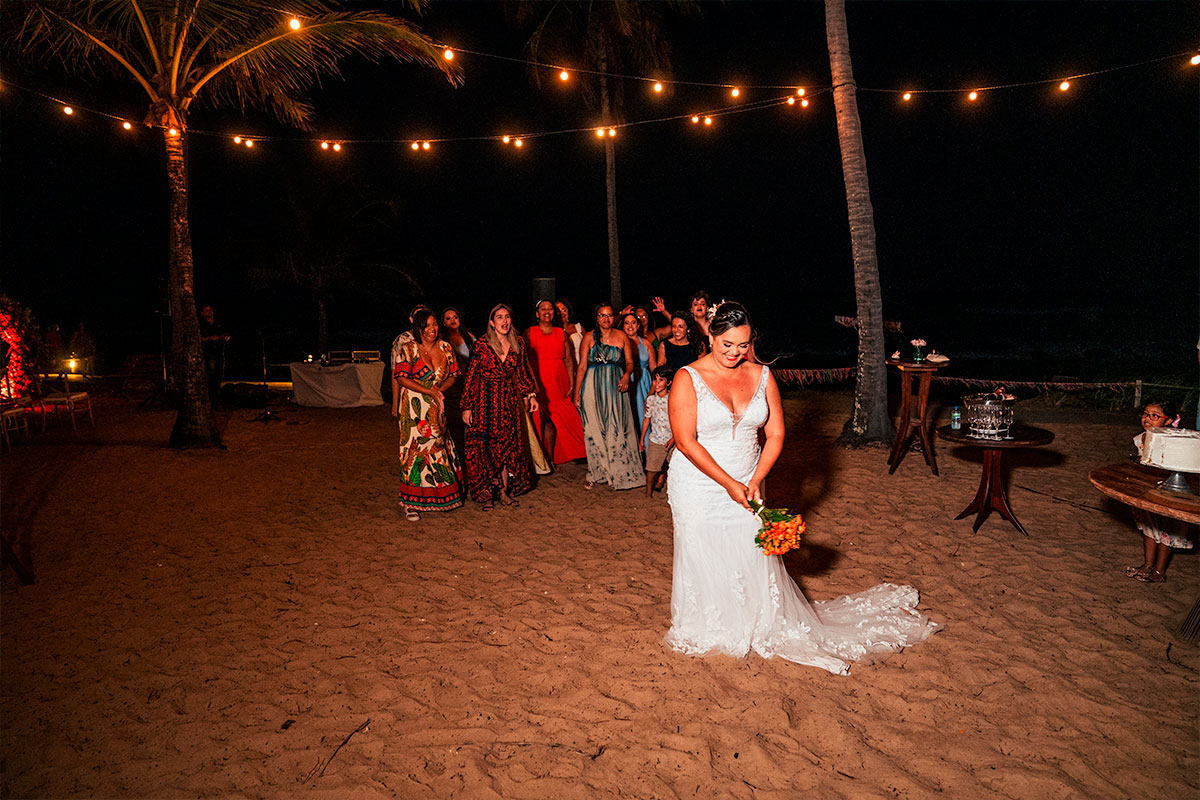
599, 49, 622, 308
316, 295, 329, 355
825, 0, 892, 444
164, 130, 221, 448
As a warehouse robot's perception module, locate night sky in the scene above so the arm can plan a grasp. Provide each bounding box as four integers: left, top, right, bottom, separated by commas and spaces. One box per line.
2, 1, 1196, 380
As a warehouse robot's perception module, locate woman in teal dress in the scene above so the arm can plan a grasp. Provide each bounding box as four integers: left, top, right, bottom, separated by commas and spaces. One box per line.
619, 311, 657, 433
573, 304, 644, 490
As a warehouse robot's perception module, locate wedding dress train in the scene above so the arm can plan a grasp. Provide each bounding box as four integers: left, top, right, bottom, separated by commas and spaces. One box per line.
666, 365, 941, 675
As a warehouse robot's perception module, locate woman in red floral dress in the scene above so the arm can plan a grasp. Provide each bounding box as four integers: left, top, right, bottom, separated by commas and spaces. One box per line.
461, 304, 540, 509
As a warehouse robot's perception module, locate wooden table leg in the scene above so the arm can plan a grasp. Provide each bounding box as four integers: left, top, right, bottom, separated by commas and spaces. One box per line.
916, 372, 938, 476
954, 448, 1029, 536
888, 372, 913, 472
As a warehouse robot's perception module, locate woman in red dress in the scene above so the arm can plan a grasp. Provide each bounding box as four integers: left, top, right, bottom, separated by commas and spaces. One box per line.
461, 304, 539, 509
526, 300, 587, 464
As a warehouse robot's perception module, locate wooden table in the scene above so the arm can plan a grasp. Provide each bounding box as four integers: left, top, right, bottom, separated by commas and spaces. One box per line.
936, 423, 1055, 535
886, 359, 943, 476
1090, 463, 1200, 646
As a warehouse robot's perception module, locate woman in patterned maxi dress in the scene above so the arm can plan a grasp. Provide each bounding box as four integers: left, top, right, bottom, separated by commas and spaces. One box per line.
461, 304, 540, 509
392, 310, 464, 520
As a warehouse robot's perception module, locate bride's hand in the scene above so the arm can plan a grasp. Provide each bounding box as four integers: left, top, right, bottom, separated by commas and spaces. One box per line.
746, 480, 763, 504
725, 481, 752, 510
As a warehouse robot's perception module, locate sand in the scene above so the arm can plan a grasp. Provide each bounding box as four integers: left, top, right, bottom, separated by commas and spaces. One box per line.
2, 391, 1197, 799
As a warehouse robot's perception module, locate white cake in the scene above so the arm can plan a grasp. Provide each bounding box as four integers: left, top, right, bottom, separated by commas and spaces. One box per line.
1140, 428, 1200, 472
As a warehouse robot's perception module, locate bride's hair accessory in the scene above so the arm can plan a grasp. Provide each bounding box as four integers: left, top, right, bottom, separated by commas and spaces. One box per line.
706, 299, 726, 323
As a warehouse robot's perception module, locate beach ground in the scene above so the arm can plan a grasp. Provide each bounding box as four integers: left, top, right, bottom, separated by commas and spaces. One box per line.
2, 390, 1197, 799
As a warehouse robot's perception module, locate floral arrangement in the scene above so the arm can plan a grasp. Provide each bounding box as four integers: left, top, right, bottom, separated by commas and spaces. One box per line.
749, 500, 805, 556
910, 338, 927, 362
910, 338, 927, 348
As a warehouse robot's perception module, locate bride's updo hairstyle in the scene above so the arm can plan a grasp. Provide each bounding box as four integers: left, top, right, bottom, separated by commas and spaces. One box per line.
708, 301, 755, 340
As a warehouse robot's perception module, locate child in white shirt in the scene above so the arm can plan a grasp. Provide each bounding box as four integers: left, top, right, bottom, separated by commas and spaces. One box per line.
640, 366, 675, 497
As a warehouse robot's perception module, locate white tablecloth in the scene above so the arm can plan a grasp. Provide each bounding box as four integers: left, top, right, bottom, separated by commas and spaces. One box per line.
289, 362, 384, 408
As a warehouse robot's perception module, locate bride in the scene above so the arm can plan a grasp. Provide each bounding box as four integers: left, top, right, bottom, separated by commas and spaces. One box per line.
666, 302, 940, 675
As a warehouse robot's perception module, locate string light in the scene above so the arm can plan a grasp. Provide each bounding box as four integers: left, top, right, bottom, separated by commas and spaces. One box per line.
288, 18, 300, 31
968, 90, 979, 101
411, 142, 419, 150
787, 96, 795, 105
1059, 80, 1070, 91
422, 141, 431, 150
796, 87, 806, 96
333, 143, 341, 151
514, 138, 523, 147
653, 81, 663, 93
443, 48, 454, 61
595, 127, 605, 137
502, 135, 511, 143
62, 106, 73, 115
233, 135, 242, 143
1191, 55, 1200, 66
691, 115, 700, 124
730, 87, 740, 98
703, 116, 712, 125
168, 128, 178, 136
122, 121, 132, 130
559, 70, 570, 81
244, 139, 254, 147
800, 98, 808, 107
607, 127, 616, 137
902, 91, 912, 101
320, 141, 329, 149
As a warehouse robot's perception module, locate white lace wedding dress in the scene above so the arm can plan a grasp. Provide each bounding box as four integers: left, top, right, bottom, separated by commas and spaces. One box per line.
666, 365, 941, 675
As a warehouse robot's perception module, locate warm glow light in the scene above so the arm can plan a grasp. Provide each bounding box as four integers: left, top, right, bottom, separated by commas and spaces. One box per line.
422, 141, 430, 150
1058, 80, 1070, 91
332, 143, 341, 152
233, 135, 242, 144
691, 115, 699, 124
502, 135, 511, 144
596, 127, 605, 137
168, 128, 179, 136
653, 81, 663, 92
123, 121, 132, 130
68, 359, 77, 370
63, 106, 73, 115
730, 87, 740, 98
411, 142, 419, 150
902, 91, 912, 101
244, 139, 254, 147
288, 18, 300, 31
443, 48, 454, 61
800, 99, 808, 108
320, 141, 329, 149
796, 87, 806, 96
968, 90, 978, 101
514, 138, 523, 147
607, 128, 616, 137
559, 70, 569, 81
703, 116, 712, 125
1191, 54, 1200, 66
787, 96, 795, 105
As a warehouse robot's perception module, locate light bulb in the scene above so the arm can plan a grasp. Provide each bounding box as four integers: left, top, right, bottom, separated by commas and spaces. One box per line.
289, 18, 300, 31
596, 128, 605, 137
123, 121, 132, 130
559, 70, 569, 81
321, 141, 329, 149
443, 48, 454, 61
244, 139, 253, 147
514, 138, 523, 147
800, 99, 808, 108
796, 87, 806, 96
411, 142, 419, 150
902, 92, 912, 101
653, 82, 663, 92
607, 128, 616, 137
787, 96, 795, 105
63, 106, 73, 115
1191, 54, 1200, 65
168, 128, 178, 136
703, 116, 712, 125
691, 115, 699, 124
233, 135, 242, 144
968, 91, 978, 101
422, 141, 430, 150
1059, 81, 1070, 91
502, 135, 511, 144
332, 143, 341, 152
731, 87, 740, 98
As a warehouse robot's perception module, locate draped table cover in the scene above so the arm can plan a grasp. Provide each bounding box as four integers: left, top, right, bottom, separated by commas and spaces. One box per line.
289, 362, 384, 408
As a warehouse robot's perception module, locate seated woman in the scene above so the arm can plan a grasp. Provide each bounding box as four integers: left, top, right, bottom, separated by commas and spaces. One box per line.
526, 300, 587, 464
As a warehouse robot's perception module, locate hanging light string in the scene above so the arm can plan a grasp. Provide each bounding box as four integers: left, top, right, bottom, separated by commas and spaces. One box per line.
3, 41, 1194, 147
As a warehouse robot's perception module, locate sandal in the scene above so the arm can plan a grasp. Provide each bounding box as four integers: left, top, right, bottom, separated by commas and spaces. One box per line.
404, 507, 420, 522
1136, 569, 1167, 583
480, 500, 494, 512
1125, 565, 1150, 578
584, 481, 595, 490
500, 492, 519, 507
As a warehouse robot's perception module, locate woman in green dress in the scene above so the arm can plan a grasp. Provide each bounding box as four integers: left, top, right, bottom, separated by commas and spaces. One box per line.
392, 309, 465, 520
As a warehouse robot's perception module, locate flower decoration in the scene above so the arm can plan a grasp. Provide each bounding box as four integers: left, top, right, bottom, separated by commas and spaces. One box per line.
891, 350, 901, 360
910, 338, 927, 347
749, 500, 805, 556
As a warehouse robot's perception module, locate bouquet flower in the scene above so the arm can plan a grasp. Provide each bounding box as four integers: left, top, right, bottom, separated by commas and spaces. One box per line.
910, 338, 927, 347
749, 500, 805, 555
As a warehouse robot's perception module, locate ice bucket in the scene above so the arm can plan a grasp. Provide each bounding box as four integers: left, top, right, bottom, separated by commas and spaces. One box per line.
963, 393, 1015, 438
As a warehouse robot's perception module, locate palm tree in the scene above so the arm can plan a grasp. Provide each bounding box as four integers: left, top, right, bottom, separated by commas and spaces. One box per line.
11, 0, 459, 447
825, 0, 891, 443
513, 1, 691, 308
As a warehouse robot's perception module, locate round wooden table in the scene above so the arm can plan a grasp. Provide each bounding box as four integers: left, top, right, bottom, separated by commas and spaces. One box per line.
886, 359, 944, 476
1090, 463, 1200, 645
936, 423, 1055, 536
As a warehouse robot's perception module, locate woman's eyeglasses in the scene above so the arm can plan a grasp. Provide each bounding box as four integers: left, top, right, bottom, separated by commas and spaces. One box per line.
1141, 411, 1165, 420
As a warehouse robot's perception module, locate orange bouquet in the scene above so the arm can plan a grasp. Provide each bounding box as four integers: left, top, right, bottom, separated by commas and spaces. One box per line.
749, 500, 805, 556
